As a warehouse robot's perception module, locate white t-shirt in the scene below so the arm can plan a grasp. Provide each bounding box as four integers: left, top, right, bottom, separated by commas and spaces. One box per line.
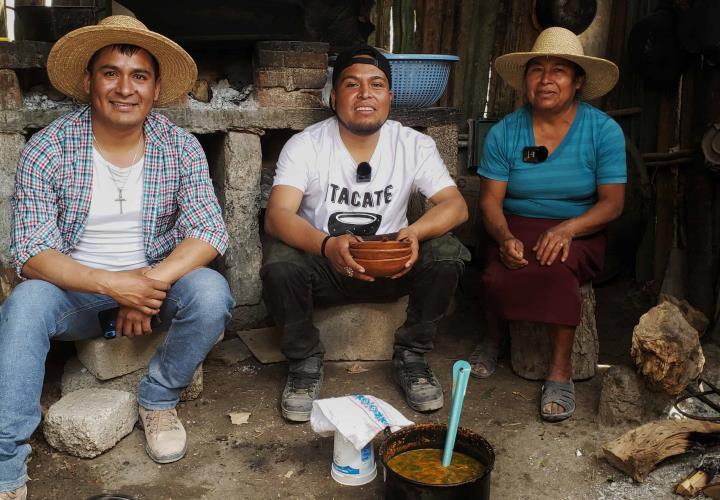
69, 148, 149, 271
273, 117, 455, 236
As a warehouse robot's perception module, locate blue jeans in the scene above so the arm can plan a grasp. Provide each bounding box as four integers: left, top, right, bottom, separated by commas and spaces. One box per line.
0, 267, 234, 492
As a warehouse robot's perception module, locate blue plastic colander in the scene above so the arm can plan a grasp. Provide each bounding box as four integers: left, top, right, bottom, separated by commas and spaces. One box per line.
384, 53, 460, 108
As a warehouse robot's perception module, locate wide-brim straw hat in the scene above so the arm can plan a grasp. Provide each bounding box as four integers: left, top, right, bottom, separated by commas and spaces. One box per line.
494, 27, 619, 100
47, 15, 197, 107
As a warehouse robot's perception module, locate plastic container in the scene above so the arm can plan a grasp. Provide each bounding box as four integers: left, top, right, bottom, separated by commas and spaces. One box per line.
379, 423, 494, 499
384, 54, 459, 108
331, 431, 377, 486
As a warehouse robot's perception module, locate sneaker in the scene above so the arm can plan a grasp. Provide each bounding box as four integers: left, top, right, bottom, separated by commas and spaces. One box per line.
393, 350, 444, 412
0, 485, 26, 500
281, 356, 323, 422
138, 407, 187, 463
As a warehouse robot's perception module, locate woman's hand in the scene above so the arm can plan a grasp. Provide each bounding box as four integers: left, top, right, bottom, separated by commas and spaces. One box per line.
499, 237, 528, 269
533, 223, 574, 266
324, 234, 374, 282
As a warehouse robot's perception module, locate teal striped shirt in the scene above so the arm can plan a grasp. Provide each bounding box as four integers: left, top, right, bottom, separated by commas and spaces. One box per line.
478, 102, 626, 219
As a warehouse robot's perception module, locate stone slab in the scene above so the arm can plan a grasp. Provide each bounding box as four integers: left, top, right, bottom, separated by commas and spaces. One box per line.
239, 297, 409, 362
62, 357, 204, 402
75, 331, 168, 380
43, 389, 137, 458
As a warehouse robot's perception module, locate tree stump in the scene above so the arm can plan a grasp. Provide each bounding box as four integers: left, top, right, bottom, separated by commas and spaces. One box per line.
509, 283, 598, 381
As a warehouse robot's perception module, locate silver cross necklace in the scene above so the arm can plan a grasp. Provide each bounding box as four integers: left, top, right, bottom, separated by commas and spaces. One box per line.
92, 134, 144, 214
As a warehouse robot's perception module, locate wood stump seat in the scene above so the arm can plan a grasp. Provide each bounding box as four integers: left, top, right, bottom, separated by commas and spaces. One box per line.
509, 283, 598, 381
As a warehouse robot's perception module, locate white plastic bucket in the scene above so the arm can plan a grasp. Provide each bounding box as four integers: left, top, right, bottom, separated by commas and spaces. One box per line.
330, 431, 377, 486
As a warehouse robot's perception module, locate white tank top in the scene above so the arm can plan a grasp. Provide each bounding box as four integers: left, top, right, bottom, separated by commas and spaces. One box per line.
70, 148, 149, 271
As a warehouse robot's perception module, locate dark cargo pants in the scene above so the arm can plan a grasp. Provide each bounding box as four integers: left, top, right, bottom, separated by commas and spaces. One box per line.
260, 233, 471, 360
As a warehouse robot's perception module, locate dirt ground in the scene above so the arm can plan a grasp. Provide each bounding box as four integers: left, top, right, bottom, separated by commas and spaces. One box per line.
25, 268, 706, 500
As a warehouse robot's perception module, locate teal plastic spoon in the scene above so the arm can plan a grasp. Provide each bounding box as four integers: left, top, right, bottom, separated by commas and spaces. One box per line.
442, 360, 471, 467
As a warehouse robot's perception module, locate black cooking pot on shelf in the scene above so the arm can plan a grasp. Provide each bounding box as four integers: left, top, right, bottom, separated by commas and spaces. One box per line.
533, 0, 597, 35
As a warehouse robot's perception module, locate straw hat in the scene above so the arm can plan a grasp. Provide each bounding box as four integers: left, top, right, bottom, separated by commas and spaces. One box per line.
494, 27, 619, 100
47, 15, 197, 106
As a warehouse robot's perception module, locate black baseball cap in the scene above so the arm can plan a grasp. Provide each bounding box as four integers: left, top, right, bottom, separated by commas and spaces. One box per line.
332, 45, 392, 88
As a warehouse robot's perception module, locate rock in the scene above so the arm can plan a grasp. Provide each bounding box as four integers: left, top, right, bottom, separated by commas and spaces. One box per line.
257, 88, 324, 109
510, 283, 598, 381
75, 331, 168, 380
42, 389, 137, 458
632, 302, 705, 395
207, 338, 252, 366
658, 293, 710, 336
190, 79, 212, 103
598, 365, 674, 426
701, 343, 720, 386
62, 357, 203, 402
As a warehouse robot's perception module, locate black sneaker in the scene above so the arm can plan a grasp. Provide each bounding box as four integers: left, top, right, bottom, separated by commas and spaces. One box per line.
281, 356, 323, 422
393, 350, 444, 412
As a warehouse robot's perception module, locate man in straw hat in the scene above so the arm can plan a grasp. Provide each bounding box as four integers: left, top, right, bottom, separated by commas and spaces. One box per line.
262, 45, 469, 422
469, 27, 626, 422
0, 16, 233, 498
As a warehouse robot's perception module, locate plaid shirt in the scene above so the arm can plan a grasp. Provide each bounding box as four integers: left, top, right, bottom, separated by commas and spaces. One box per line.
11, 106, 228, 277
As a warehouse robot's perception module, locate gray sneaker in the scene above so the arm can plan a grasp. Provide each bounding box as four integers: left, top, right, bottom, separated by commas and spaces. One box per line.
393, 350, 444, 412
281, 356, 323, 422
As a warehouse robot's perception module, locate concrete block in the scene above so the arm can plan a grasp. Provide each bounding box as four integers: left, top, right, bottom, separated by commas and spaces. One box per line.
255, 68, 328, 91
426, 124, 459, 178
218, 132, 263, 309
0, 133, 26, 268
257, 88, 324, 109
0, 70, 22, 110
239, 298, 409, 362
316, 297, 409, 360
43, 389, 137, 458
0, 41, 52, 69
62, 357, 204, 402
75, 331, 168, 380
255, 49, 327, 69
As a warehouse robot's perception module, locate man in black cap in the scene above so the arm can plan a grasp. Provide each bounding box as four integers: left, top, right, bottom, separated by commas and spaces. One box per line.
262, 45, 469, 421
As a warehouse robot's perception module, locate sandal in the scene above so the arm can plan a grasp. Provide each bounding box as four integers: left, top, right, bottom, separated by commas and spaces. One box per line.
540, 380, 575, 422
469, 341, 501, 379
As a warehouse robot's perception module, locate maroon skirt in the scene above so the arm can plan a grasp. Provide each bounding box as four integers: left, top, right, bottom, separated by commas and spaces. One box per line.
481, 213, 606, 326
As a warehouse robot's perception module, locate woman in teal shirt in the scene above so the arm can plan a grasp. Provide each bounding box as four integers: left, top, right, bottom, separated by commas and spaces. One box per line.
471, 28, 626, 422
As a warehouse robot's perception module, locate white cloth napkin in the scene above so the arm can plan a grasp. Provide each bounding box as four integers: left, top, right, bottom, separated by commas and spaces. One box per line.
310, 394, 414, 451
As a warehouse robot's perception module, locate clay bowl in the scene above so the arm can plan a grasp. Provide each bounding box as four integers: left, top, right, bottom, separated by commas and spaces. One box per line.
349, 246, 412, 261
355, 255, 411, 277
349, 239, 411, 251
